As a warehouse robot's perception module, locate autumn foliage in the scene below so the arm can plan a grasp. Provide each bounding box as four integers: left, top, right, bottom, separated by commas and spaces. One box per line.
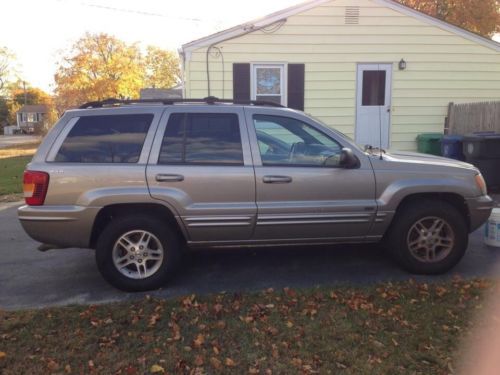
396, 0, 500, 37
54, 33, 180, 111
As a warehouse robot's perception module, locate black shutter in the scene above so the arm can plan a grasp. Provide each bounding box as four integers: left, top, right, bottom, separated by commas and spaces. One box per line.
233, 63, 251, 102
287, 64, 305, 110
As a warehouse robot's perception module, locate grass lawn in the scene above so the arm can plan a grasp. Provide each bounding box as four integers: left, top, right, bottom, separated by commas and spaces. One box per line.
0, 143, 37, 201
0, 279, 493, 374
0, 155, 32, 197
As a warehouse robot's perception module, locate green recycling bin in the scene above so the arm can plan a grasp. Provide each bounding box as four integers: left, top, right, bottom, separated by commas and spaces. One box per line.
417, 133, 443, 156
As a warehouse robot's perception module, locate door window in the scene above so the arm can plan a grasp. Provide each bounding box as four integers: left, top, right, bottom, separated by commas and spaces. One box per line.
54, 114, 153, 163
159, 113, 243, 165
253, 115, 342, 167
362, 70, 386, 106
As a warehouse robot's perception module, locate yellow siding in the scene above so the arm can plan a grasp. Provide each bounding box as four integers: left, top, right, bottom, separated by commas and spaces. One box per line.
184, 0, 500, 151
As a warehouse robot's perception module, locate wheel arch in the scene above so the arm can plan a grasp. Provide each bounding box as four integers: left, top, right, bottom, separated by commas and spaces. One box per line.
89, 203, 188, 249
390, 192, 470, 232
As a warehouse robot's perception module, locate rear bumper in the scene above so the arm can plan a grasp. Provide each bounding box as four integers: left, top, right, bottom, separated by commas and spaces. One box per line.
18, 205, 99, 248
466, 195, 494, 232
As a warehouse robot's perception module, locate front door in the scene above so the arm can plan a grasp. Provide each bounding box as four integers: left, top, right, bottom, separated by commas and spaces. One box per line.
355, 63, 392, 149
245, 108, 377, 242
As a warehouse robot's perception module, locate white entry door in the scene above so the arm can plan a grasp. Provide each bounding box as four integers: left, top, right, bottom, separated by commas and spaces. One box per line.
355, 64, 392, 149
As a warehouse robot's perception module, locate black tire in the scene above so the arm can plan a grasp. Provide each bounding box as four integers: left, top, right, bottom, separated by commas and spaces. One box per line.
95, 215, 181, 292
385, 199, 468, 274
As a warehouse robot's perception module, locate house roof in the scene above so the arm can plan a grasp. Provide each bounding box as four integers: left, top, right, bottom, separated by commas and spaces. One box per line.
17, 104, 48, 113
181, 0, 500, 54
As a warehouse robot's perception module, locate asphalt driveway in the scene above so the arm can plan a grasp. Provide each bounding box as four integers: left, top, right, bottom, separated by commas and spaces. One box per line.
1, 200, 500, 310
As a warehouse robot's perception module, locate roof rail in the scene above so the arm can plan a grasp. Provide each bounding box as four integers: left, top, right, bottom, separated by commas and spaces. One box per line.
78, 96, 285, 109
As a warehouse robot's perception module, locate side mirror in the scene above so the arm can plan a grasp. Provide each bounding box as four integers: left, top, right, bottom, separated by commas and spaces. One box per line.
339, 148, 360, 169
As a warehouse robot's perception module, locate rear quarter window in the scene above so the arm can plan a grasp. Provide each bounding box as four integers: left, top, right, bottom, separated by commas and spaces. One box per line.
54, 114, 153, 163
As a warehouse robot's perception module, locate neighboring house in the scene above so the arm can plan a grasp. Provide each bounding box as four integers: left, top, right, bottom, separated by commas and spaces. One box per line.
16, 104, 48, 134
180, 0, 500, 151
140, 84, 183, 100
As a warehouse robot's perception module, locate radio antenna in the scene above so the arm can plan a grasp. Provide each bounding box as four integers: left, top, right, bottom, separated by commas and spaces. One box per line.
378, 64, 383, 160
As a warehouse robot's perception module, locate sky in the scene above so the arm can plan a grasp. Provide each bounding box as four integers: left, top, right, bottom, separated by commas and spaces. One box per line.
1, 0, 499, 93
0, 0, 299, 92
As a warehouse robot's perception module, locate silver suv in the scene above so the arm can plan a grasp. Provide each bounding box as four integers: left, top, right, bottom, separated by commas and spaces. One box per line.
19, 98, 494, 291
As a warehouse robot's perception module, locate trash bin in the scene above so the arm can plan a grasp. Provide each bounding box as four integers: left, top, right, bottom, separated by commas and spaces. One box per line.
463, 133, 500, 190
463, 133, 500, 159
417, 133, 443, 156
441, 135, 465, 160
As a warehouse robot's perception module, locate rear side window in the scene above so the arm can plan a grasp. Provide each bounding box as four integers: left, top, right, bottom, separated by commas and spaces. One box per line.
158, 113, 243, 165
55, 114, 153, 163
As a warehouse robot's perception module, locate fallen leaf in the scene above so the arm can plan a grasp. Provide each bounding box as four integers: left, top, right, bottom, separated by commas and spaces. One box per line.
193, 334, 205, 347
150, 364, 165, 373
225, 357, 236, 367
210, 357, 222, 369
0, 352, 6, 360
194, 355, 204, 366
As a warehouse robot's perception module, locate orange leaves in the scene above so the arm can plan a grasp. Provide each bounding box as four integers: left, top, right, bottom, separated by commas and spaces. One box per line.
193, 334, 205, 348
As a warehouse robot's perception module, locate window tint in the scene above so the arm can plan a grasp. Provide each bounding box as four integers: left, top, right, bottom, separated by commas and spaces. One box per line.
362, 70, 386, 106
55, 114, 153, 163
159, 113, 243, 165
253, 115, 342, 167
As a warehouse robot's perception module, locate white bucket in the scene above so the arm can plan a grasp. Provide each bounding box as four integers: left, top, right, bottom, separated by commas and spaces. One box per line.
484, 208, 500, 247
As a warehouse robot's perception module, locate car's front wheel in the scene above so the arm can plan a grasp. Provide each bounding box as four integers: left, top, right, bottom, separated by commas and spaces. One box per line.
95, 215, 181, 291
386, 199, 468, 274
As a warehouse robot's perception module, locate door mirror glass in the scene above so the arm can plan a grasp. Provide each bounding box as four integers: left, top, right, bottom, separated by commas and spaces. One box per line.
339, 148, 360, 169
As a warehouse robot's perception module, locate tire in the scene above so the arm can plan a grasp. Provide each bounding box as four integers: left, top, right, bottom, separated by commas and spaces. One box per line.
95, 215, 181, 292
385, 199, 468, 275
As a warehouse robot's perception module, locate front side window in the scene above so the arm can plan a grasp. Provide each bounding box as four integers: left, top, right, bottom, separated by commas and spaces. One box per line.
253, 115, 342, 167
252, 64, 284, 105
159, 113, 243, 165
55, 114, 153, 163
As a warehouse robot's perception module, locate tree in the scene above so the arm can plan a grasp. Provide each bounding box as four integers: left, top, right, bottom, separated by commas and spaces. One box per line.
0, 47, 16, 95
397, 0, 500, 37
54, 33, 181, 111
54, 33, 145, 110
144, 46, 180, 89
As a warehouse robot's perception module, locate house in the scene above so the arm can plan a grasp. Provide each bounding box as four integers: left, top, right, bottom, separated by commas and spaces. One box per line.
140, 84, 183, 100
16, 104, 48, 134
179, 0, 500, 151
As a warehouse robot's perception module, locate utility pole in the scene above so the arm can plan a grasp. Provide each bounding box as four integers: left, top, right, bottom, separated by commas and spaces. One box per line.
23, 81, 27, 105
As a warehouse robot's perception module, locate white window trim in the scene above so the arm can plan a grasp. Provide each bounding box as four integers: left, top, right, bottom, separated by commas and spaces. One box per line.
251, 63, 287, 106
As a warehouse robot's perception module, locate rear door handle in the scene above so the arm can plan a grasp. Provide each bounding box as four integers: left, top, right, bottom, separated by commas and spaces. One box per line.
155, 174, 184, 182
263, 175, 292, 184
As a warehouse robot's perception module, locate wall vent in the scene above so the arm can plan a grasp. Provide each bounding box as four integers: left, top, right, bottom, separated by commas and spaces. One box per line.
345, 6, 360, 25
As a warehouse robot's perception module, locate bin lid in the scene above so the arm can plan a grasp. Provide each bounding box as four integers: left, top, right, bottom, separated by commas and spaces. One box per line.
442, 135, 463, 141
464, 133, 500, 141
417, 133, 443, 141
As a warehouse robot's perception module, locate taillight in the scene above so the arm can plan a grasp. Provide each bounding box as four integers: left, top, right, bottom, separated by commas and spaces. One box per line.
23, 171, 49, 206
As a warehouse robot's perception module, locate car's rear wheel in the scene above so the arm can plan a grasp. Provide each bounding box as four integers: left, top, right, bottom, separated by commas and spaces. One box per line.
386, 199, 468, 274
96, 215, 181, 291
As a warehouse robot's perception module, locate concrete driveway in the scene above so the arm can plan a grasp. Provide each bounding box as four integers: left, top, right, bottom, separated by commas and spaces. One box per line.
0, 135, 40, 148
1, 200, 499, 310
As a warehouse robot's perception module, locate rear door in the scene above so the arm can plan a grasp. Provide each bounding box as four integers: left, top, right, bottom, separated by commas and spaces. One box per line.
245, 107, 377, 242
146, 106, 256, 243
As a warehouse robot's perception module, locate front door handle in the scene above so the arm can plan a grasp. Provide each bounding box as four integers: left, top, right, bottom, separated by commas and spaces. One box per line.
155, 174, 184, 182
263, 175, 292, 184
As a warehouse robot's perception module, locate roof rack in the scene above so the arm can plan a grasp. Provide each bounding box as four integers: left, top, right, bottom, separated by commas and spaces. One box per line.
79, 96, 285, 109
